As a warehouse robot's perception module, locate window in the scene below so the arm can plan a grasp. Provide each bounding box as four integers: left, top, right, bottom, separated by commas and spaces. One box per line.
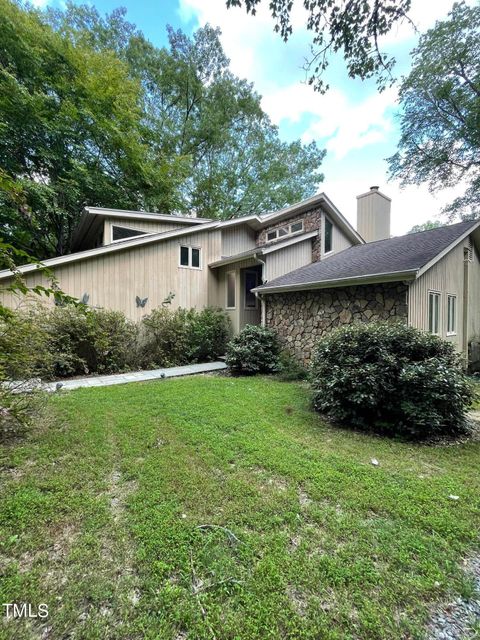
428, 291, 441, 335
111, 225, 147, 242
447, 294, 457, 335
244, 271, 258, 308
324, 217, 333, 254
179, 245, 201, 269
226, 271, 236, 308
265, 220, 304, 242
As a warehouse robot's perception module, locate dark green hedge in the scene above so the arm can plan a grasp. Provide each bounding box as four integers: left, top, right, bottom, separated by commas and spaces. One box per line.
311, 322, 474, 438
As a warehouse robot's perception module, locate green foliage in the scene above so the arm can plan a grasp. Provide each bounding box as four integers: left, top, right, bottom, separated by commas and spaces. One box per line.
0, 0, 325, 259
226, 324, 280, 375
40, 306, 139, 378
388, 2, 480, 219
0, 0, 188, 259
310, 322, 474, 438
187, 307, 231, 363
140, 306, 230, 368
407, 220, 444, 234
226, 0, 412, 92
0, 308, 50, 438
276, 350, 309, 381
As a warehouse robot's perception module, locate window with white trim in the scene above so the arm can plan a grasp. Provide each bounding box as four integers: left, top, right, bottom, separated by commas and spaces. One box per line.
226, 271, 236, 309
179, 245, 201, 269
266, 220, 304, 242
428, 291, 441, 335
447, 294, 457, 335
324, 217, 333, 254
111, 225, 147, 242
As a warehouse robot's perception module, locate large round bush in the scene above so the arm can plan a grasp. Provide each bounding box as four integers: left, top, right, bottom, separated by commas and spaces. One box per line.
226, 325, 280, 375
311, 322, 474, 438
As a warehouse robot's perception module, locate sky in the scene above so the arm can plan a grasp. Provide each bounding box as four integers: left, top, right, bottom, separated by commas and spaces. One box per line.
33, 0, 472, 235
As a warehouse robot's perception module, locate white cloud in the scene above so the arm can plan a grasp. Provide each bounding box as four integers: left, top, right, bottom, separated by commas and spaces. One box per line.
262, 83, 397, 159
179, 0, 470, 233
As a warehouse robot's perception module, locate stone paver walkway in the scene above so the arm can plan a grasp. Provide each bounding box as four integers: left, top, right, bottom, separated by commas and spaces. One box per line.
44, 361, 227, 392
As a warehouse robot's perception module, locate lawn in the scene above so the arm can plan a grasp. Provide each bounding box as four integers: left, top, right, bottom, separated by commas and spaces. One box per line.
0, 375, 479, 639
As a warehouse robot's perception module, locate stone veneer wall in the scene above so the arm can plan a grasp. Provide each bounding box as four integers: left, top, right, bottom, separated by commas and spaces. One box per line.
265, 283, 409, 364
256, 207, 323, 262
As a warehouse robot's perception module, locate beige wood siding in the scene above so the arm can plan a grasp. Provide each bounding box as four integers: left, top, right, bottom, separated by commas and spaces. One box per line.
467, 243, 480, 343
221, 226, 256, 256
408, 240, 466, 351
1, 229, 222, 321
103, 217, 188, 245
264, 240, 312, 282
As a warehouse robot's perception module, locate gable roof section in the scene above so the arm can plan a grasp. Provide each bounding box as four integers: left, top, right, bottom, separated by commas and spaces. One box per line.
0, 192, 362, 280
254, 220, 480, 294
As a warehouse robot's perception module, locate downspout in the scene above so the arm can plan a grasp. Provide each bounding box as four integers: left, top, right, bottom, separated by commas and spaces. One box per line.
254, 253, 267, 327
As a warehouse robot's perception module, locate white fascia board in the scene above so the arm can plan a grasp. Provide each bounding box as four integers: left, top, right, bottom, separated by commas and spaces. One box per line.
84, 207, 211, 225
252, 269, 417, 295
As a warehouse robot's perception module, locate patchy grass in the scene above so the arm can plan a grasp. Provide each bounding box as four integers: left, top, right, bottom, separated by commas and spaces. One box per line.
0, 376, 479, 639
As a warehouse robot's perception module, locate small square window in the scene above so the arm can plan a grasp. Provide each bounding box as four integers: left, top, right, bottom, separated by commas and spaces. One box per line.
291, 221, 303, 233
267, 230, 277, 241
278, 227, 288, 237
191, 248, 200, 268
180, 246, 189, 266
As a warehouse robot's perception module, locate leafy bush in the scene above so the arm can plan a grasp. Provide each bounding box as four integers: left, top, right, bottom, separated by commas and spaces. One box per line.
187, 307, 231, 363
140, 307, 193, 368
226, 325, 280, 375
0, 307, 51, 439
40, 306, 138, 377
140, 307, 230, 368
311, 322, 474, 438
277, 350, 309, 382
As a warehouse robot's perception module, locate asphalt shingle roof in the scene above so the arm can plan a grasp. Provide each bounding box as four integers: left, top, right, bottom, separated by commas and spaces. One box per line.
256, 220, 478, 292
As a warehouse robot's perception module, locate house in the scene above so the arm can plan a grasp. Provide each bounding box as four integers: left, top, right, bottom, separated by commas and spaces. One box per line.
1, 187, 480, 366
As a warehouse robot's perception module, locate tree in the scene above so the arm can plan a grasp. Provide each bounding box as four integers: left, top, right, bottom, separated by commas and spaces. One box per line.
45, 6, 325, 221
407, 220, 444, 234
0, 0, 187, 259
226, 0, 412, 92
388, 3, 480, 220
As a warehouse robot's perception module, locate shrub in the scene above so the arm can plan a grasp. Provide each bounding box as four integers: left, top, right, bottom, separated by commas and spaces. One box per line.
41, 306, 138, 377
187, 307, 231, 363
226, 325, 280, 375
140, 307, 193, 368
310, 322, 474, 438
277, 350, 309, 382
0, 308, 50, 439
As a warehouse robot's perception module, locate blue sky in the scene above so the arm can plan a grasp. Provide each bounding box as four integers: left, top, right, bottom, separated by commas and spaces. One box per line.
35, 0, 472, 234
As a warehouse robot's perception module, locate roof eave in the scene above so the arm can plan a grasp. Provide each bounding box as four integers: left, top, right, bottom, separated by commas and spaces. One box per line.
253, 269, 417, 295
416, 219, 480, 278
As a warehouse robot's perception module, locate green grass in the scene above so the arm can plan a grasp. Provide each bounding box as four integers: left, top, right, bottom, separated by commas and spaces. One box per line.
1, 375, 479, 639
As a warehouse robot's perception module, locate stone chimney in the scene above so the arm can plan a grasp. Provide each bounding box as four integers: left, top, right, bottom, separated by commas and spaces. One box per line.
356, 186, 391, 243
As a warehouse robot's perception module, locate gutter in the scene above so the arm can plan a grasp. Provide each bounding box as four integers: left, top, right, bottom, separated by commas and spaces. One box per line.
252, 269, 418, 295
